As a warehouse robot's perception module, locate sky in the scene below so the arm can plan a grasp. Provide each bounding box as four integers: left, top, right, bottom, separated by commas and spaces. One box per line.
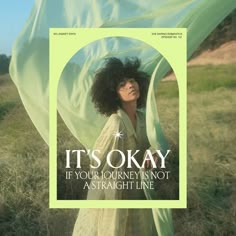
0, 1, 35, 55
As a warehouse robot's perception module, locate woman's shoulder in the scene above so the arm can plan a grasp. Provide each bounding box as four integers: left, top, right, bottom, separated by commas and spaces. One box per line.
104, 112, 125, 131
108, 109, 146, 129
95, 113, 125, 144
109, 112, 123, 122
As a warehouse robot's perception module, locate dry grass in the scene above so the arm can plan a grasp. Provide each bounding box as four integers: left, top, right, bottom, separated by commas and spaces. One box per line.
0, 64, 235, 235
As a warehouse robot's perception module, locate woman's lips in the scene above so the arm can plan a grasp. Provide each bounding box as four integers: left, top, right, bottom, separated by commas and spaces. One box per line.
129, 90, 136, 94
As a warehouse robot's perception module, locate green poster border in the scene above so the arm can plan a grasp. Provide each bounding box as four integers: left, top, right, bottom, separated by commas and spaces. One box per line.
49, 28, 187, 208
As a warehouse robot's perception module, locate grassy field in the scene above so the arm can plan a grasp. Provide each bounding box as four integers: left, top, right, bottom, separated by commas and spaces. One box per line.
0, 64, 236, 235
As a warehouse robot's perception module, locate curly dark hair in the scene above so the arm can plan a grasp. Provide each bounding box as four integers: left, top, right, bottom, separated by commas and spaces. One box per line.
91, 57, 150, 116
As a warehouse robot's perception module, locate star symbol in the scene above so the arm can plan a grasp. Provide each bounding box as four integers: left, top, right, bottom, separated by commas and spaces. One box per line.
113, 130, 124, 139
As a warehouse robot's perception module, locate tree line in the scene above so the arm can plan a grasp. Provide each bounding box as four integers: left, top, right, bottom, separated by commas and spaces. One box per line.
0, 54, 11, 75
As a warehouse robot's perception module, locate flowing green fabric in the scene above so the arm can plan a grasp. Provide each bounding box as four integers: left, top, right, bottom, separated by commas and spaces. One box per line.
9, 0, 235, 235
9, 0, 235, 146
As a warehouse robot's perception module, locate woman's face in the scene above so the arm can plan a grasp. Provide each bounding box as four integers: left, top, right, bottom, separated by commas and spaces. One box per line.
117, 78, 140, 103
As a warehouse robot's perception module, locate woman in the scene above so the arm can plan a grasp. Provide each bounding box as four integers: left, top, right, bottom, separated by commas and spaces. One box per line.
73, 57, 158, 236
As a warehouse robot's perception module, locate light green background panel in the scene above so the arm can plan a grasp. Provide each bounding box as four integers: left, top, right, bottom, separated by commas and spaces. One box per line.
49, 28, 186, 208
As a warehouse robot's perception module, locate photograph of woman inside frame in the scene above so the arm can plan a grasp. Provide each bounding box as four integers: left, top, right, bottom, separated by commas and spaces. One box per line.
72, 57, 166, 236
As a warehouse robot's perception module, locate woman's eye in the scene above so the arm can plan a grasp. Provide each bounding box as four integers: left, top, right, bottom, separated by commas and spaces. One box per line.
118, 78, 136, 89
126, 78, 136, 83
119, 81, 126, 87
